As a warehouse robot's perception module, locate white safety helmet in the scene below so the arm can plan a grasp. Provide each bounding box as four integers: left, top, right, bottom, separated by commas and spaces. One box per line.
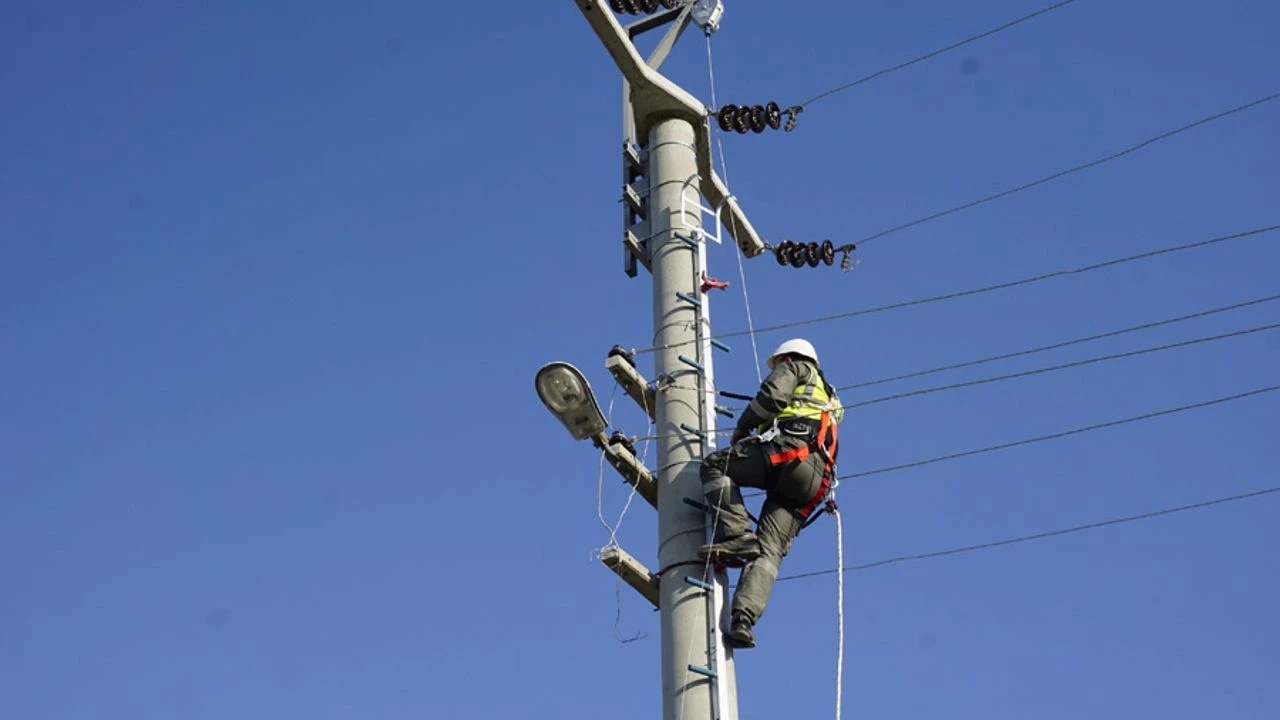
767, 338, 819, 369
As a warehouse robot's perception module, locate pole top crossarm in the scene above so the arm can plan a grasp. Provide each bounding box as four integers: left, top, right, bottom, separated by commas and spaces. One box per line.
573, 0, 767, 258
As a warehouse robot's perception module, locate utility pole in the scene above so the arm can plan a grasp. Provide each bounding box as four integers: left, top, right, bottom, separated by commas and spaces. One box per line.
555, 3, 768, 720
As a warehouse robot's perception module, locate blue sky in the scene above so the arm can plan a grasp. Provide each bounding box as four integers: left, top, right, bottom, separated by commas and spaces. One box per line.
2, 1, 1277, 718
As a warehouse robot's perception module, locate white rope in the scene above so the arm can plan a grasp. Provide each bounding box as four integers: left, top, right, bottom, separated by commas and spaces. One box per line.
597, 382, 654, 643
834, 495, 845, 720
705, 32, 763, 383
596, 386, 627, 547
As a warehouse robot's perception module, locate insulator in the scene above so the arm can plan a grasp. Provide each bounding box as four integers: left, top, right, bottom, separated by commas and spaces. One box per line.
620, 0, 641, 14
640, 0, 660, 13
820, 239, 836, 266
750, 105, 768, 133
733, 105, 753, 134
661, 0, 680, 7
805, 242, 821, 267
610, 0, 627, 12
609, 344, 637, 368
775, 240, 793, 265
765, 101, 782, 130
788, 243, 808, 268
608, 430, 637, 455
717, 104, 738, 133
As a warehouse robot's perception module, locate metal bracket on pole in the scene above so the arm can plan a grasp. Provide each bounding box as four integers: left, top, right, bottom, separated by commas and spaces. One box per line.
605, 353, 657, 420
600, 545, 660, 609
577, 0, 766, 259
624, 228, 652, 275
602, 440, 657, 509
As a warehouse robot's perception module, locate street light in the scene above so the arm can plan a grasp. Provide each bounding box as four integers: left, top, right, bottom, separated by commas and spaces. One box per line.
535, 362, 608, 444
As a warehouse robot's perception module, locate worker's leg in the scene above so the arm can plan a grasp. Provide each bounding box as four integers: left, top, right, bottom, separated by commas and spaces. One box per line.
699, 441, 771, 541
731, 498, 803, 627
729, 456, 825, 647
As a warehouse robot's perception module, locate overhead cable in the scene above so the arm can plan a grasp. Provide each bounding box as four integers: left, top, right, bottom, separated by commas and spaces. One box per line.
705, 224, 1279, 345
839, 385, 1280, 480
841, 323, 1280, 406
800, 0, 1080, 108
856, 91, 1280, 246
776, 486, 1280, 582
844, 294, 1280, 390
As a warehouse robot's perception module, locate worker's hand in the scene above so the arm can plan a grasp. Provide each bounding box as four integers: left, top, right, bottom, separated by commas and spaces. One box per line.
730, 427, 750, 445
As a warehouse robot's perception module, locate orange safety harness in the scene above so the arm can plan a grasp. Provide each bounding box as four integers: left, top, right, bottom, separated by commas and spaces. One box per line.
765, 399, 839, 520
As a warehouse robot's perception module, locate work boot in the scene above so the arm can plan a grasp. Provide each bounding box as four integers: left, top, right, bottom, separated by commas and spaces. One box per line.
727, 613, 756, 649
698, 532, 761, 563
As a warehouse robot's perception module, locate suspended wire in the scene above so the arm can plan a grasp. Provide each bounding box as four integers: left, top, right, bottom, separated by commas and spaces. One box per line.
840, 385, 1279, 480
706, 32, 763, 383
856, 91, 1280, 246
800, 0, 1080, 107
778, 486, 1280, 582
842, 323, 1280, 407
635, 223, 1280, 354
844, 294, 1280, 390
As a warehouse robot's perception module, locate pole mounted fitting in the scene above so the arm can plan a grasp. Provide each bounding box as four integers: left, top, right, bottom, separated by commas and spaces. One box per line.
574, 0, 766, 259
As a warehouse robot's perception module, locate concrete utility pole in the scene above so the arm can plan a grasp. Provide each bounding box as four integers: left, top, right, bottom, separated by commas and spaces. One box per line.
568, 3, 767, 720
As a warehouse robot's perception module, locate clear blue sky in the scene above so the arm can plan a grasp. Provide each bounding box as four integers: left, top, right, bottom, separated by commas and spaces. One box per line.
3, 1, 1277, 718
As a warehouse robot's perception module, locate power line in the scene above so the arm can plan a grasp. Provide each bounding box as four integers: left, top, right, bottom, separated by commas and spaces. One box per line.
856, 91, 1280, 246
839, 385, 1279, 480
777, 486, 1280, 582
841, 323, 1280, 406
843, 294, 1280, 390
801, 0, 1080, 107
710, 224, 1280, 344
634, 224, 1280, 355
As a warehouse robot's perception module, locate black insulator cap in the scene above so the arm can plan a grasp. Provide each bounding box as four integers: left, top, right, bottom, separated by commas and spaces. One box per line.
788, 244, 808, 268
820, 239, 836, 266
765, 101, 783, 130
608, 344, 637, 368
717, 104, 738, 132
805, 242, 821, 267
775, 240, 793, 265
750, 105, 768, 133
733, 105, 753, 134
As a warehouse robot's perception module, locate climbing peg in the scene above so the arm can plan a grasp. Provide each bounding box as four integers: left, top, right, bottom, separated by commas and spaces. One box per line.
679, 423, 707, 439
677, 355, 704, 373
684, 576, 713, 591
676, 292, 702, 307
710, 338, 730, 353
683, 497, 710, 512
674, 231, 699, 247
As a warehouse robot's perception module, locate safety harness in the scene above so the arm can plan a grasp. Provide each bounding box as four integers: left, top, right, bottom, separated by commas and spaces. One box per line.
761, 365, 843, 521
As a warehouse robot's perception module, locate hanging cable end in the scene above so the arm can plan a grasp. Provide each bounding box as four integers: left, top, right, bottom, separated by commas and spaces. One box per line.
784, 105, 804, 132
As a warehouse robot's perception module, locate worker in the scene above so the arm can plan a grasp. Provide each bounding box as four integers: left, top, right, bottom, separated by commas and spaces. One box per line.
698, 338, 843, 649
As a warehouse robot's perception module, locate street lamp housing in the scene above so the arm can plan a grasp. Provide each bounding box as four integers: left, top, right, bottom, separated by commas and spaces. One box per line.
535, 362, 608, 442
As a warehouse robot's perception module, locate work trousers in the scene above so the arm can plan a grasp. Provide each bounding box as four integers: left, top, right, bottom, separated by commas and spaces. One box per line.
700, 438, 826, 625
